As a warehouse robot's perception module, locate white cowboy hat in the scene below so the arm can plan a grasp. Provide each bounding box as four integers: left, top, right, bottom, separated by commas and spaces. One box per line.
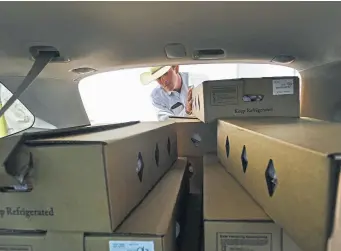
140, 66, 171, 85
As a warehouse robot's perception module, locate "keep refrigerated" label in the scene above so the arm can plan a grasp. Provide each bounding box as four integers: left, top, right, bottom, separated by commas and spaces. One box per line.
218, 233, 272, 251
109, 241, 154, 251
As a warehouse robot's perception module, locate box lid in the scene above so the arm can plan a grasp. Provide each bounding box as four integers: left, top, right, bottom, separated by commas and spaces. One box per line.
25, 121, 173, 145
117, 157, 187, 236
219, 117, 341, 156
0, 121, 141, 186
203, 154, 270, 221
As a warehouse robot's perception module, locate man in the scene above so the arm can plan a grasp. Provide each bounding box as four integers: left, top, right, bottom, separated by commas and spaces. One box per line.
140, 65, 193, 121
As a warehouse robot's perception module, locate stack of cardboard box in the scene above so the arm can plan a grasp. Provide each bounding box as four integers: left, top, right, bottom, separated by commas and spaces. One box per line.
191, 76, 341, 251
0, 121, 190, 251
1, 76, 340, 251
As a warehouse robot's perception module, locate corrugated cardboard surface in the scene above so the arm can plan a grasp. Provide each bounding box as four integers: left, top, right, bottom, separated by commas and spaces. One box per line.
171, 118, 217, 156
0, 122, 178, 232
203, 154, 281, 251
282, 230, 303, 251
192, 84, 205, 122
192, 77, 300, 123
217, 118, 341, 251
328, 172, 341, 251
300, 61, 341, 122
0, 158, 189, 251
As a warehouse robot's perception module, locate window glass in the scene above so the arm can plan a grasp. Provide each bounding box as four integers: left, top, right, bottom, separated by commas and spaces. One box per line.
0, 83, 35, 137
79, 63, 299, 124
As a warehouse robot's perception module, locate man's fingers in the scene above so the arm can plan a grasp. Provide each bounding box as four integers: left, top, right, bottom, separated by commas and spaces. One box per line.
187, 100, 193, 110
188, 90, 193, 101
186, 99, 193, 115
186, 89, 193, 115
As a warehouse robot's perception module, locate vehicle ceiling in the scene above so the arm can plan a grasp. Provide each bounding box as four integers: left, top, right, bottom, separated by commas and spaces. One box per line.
1, 2, 341, 80
0, 2, 340, 127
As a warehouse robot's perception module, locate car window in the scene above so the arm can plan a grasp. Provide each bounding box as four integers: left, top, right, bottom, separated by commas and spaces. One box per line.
0, 83, 35, 137
79, 63, 300, 124
0, 83, 57, 138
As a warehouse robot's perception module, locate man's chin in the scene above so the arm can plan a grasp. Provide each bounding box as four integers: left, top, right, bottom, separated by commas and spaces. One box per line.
164, 86, 174, 92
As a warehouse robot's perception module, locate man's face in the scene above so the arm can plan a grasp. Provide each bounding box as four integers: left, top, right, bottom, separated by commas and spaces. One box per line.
157, 66, 179, 92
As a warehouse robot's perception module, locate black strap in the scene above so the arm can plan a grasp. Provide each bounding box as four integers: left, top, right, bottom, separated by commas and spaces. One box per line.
0, 51, 56, 118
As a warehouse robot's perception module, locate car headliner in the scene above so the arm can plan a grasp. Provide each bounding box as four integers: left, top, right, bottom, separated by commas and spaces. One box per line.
0, 2, 340, 127
0, 2, 340, 79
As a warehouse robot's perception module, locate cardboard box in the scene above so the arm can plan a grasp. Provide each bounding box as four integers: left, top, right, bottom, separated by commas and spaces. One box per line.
0, 157, 189, 251
203, 154, 281, 251
0, 121, 178, 232
282, 230, 303, 251
328, 171, 341, 251
217, 117, 341, 251
0, 122, 141, 187
192, 77, 300, 123
171, 118, 217, 156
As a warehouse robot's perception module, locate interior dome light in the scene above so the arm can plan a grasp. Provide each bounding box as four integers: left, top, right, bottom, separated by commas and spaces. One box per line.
271, 55, 296, 64
70, 67, 97, 74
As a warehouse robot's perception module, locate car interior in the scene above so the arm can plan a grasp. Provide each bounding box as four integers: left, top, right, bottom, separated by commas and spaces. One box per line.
0, 2, 341, 251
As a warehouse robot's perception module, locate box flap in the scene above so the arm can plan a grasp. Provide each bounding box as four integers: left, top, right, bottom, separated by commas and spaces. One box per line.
0, 134, 27, 186
117, 158, 187, 236
1, 121, 135, 168
26, 121, 173, 145
169, 117, 202, 123
0, 134, 25, 166
17, 122, 138, 142
220, 117, 341, 156
203, 154, 270, 221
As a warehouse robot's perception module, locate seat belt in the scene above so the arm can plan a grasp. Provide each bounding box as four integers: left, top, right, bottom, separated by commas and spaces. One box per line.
0, 51, 57, 119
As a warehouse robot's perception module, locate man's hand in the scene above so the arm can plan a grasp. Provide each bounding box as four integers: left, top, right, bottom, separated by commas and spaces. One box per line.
185, 88, 193, 115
